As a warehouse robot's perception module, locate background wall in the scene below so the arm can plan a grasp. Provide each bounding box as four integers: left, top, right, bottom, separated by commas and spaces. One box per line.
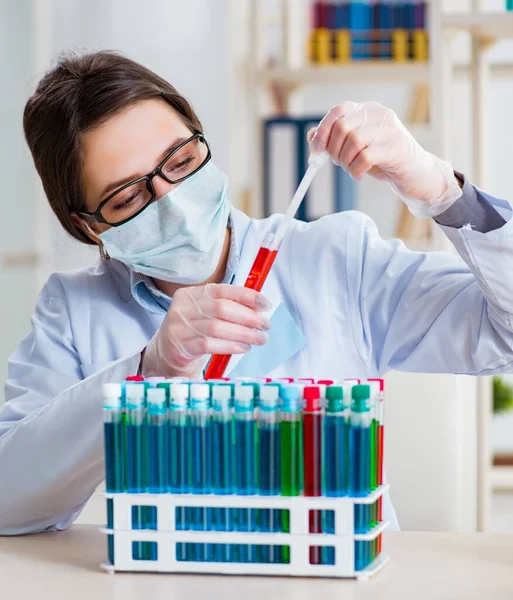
1, 0, 512, 530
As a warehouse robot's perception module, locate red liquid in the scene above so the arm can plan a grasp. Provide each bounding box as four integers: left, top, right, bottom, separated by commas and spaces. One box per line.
204, 246, 278, 380
245, 247, 278, 292
377, 423, 384, 553
303, 411, 323, 564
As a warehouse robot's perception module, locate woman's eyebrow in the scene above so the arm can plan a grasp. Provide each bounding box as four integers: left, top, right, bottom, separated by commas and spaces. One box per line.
99, 136, 190, 199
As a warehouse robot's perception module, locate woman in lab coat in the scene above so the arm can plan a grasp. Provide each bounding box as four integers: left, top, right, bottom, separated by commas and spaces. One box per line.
1, 51, 512, 535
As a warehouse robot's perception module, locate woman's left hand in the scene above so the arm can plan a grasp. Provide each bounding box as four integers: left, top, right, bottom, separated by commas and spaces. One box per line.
308, 101, 462, 218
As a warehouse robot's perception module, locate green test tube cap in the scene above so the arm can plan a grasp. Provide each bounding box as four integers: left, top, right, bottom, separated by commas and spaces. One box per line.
351, 384, 371, 412
325, 385, 344, 412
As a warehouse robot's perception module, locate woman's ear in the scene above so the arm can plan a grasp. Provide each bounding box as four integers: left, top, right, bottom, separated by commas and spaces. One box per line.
71, 213, 100, 245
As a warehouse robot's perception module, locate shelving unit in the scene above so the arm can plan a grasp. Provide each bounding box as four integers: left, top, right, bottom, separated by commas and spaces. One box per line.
233, 0, 513, 533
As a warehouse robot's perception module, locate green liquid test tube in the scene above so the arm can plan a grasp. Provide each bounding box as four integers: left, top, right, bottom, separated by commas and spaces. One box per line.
280, 385, 303, 564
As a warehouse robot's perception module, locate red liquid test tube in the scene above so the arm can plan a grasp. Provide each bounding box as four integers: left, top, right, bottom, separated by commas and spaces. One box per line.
205, 245, 278, 380
303, 386, 323, 565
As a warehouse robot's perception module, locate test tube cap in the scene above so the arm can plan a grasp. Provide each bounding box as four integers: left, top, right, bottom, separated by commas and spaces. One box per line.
212, 384, 232, 408
125, 382, 145, 404
147, 387, 166, 406
281, 385, 302, 411
190, 382, 210, 402
103, 383, 122, 406
303, 385, 322, 411
234, 384, 254, 407
126, 375, 144, 382
170, 383, 189, 407
352, 384, 371, 400
259, 384, 280, 406
325, 385, 344, 412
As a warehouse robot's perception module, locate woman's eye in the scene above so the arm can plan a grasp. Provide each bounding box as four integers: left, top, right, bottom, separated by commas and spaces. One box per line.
165, 156, 195, 175
112, 190, 143, 211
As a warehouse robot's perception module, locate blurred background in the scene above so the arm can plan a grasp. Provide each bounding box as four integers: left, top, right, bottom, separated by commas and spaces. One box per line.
1, 0, 513, 533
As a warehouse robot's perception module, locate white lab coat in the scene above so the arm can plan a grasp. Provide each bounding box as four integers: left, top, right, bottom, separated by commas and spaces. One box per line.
1, 197, 513, 535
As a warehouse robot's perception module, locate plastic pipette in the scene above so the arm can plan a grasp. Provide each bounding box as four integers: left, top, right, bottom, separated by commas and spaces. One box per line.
204, 151, 329, 380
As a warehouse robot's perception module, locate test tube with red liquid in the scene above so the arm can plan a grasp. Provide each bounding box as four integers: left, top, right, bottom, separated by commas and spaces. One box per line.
204, 151, 329, 381
302, 385, 323, 565
204, 233, 278, 379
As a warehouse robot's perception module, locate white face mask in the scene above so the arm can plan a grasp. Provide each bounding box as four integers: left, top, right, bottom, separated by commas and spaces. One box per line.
99, 161, 231, 284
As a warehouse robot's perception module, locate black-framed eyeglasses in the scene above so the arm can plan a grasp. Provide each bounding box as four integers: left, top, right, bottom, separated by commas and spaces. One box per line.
79, 133, 211, 226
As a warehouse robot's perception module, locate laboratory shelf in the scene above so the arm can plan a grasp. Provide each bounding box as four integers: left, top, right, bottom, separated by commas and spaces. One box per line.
442, 12, 513, 40
256, 63, 430, 86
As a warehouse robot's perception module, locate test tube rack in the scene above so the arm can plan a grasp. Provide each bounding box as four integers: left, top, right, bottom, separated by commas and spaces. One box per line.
101, 486, 389, 579
101, 377, 388, 579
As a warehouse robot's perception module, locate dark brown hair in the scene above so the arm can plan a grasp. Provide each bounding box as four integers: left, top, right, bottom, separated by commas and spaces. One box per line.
23, 50, 203, 244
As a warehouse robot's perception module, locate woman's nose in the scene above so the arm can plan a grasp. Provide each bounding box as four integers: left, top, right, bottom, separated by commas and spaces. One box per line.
152, 175, 175, 200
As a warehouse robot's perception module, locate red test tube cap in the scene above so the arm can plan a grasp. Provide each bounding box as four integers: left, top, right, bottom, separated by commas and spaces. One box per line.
317, 379, 334, 385
304, 385, 321, 411
126, 375, 144, 382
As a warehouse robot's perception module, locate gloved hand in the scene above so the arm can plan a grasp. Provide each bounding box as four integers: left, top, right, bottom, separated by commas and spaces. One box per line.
308, 101, 462, 218
141, 283, 271, 378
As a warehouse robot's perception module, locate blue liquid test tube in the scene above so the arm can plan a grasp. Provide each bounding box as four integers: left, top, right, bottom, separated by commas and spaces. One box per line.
188, 383, 211, 562
350, 384, 372, 571
258, 384, 281, 564
103, 383, 124, 566
125, 383, 148, 559
234, 384, 257, 563
324, 384, 347, 522
168, 383, 189, 562
211, 384, 234, 562
147, 388, 168, 495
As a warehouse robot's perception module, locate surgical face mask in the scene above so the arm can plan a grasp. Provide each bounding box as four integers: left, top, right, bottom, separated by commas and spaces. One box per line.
99, 161, 231, 284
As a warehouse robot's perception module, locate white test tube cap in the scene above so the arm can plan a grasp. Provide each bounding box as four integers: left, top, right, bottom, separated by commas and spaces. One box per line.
190, 383, 210, 402
234, 384, 254, 405
103, 383, 122, 407
170, 383, 189, 407
147, 387, 166, 407
125, 383, 145, 404
212, 384, 232, 408
259, 384, 280, 405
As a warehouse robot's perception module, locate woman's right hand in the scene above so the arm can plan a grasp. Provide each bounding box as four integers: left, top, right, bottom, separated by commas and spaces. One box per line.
141, 283, 272, 378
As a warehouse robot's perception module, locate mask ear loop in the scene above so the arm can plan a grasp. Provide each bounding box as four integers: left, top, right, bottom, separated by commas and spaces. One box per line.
82, 220, 110, 260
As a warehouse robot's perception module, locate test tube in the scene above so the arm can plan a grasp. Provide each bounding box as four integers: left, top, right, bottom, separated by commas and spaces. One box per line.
280, 385, 302, 564
234, 384, 257, 563
258, 384, 281, 564
126, 383, 147, 493
211, 384, 234, 562
103, 383, 124, 566
147, 388, 168, 494
103, 383, 125, 493
126, 383, 147, 559
168, 383, 189, 561
303, 385, 323, 565
368, 378, 385, 555
187, 383, 211, 562
350, 384, 372, 571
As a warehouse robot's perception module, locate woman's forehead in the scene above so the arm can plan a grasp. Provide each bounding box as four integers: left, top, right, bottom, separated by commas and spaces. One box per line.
82, 99, 191, 204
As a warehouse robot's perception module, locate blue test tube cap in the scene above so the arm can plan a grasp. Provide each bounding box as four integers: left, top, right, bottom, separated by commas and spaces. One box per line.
280, 384, 302, 412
